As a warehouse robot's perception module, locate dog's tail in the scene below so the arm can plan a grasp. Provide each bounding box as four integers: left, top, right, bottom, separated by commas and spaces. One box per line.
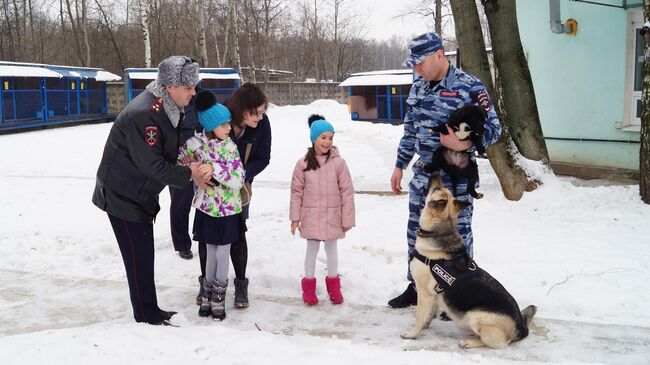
522, 305, 537, 326
514, 305, 537, 342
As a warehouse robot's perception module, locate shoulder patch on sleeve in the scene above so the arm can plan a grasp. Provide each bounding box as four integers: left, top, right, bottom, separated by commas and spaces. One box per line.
150, 97, 163, 113
476, 91, 491, 112
145, 126, 159, 146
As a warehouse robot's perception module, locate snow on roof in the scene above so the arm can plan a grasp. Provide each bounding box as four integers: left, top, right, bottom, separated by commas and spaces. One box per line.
0, 61, 121, 80
348, 69, 412, 77
126, 68, 240, 81
339, 70, 414, 87
0, 65, 62, 78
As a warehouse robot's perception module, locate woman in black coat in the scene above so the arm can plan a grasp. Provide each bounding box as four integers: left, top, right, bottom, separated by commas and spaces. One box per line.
197, 83, 271, 308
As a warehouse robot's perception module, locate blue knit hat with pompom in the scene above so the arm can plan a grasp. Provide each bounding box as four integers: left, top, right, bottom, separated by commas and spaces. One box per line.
308, 114, 335, 143
195, 90, 231, 131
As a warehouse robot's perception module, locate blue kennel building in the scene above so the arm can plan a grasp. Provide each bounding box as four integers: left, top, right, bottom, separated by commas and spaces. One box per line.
124, 68, 240, 103
339, 69, 413, 124
0, 61, 120, 132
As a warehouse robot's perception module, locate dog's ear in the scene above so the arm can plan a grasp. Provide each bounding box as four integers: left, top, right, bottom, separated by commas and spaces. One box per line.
453, 199, 472, 213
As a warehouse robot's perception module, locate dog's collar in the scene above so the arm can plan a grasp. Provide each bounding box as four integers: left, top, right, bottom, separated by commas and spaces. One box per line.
411, 249, 478, 294
416, 228, 454, 238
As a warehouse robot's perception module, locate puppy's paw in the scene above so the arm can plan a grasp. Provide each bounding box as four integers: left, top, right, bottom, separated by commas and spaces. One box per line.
475, 193, 484, 199
400, 330, 419, 340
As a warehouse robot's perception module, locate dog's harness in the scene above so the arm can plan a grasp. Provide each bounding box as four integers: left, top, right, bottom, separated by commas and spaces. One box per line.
411, 232, 478, 294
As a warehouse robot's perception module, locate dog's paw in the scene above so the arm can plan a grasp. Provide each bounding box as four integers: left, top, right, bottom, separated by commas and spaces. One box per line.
475, 193, 484, 199
458, 339, 484, 349
400, 330, 419, 340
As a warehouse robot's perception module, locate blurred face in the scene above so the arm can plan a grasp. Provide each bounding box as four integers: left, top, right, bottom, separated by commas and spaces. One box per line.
212, 122, 232, 140
413, 50, 448, 82
313, 132, 334, 156
241, 105, 267, 128
166, 85, 196, 107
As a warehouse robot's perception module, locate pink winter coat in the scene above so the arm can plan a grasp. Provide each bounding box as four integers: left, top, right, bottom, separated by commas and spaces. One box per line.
290, 146, 355, 240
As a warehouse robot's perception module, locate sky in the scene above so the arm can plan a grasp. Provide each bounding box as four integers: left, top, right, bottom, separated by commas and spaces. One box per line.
0, 100, 649, 364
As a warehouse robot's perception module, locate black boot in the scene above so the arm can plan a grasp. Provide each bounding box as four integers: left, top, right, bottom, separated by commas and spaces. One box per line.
234, 278, 249, 309
388, 282, 417, 308
211, 280, 228, 321
196, 276, 205, 306
198, 282, 212, 317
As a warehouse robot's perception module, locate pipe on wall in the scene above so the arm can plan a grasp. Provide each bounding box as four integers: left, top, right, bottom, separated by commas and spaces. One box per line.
550, 0, 572, 34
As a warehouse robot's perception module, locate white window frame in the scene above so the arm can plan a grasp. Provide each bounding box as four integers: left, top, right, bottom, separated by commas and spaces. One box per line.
623, 11, 643, 130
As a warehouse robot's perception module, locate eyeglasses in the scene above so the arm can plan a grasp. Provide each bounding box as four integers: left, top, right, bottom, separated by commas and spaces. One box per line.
180, 57, 198, 85
249, 106, 266, 117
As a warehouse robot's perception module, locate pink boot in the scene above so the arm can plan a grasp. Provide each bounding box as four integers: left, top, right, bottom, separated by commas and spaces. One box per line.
325, 276, 343, 304
301, 277, 318, 305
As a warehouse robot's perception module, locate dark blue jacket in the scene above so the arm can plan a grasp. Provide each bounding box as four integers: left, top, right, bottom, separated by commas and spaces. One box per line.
230, 114, 272, 184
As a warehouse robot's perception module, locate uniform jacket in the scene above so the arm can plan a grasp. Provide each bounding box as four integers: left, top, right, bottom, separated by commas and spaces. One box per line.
290, 146, 355, 240
92, 90, 192, 223
395, 63, 502, 195
179, 132, 245, 218
230, 114, 272, 184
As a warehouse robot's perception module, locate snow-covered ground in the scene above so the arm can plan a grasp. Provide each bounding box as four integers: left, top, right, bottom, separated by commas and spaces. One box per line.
1, 100, 649, 365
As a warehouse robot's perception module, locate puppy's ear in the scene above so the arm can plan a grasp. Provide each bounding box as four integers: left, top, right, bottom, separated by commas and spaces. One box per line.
454, 199, 472, 213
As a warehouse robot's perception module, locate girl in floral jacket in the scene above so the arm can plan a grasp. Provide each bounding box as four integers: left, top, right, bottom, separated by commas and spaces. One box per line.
290, 114, 355, 306
178, 90, 244, 320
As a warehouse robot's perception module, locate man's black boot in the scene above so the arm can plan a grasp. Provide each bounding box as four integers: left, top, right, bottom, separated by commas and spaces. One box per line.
388, 282, 417, 308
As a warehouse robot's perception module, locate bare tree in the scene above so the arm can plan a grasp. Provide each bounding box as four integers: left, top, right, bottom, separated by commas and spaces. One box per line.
197, 0, 208, 66
138, 0, 152, 67
242, 0, 256, 82
482, 0, 549, 163
95, 0, 125, 70
451, 0, 537, 200
641, 0, 650, 203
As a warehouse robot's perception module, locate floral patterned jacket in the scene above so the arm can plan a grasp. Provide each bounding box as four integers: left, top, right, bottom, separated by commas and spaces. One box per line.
178, 131, 245, 218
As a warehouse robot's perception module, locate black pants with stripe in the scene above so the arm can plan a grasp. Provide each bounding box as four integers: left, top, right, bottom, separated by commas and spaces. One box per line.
169, 183, 194, 252
108, 214, 165, 324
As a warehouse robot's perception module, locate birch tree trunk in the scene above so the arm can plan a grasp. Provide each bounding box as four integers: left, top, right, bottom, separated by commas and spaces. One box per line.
221, 0, 235, 67
197, 0, 208, 66
434, 0, 442, 36
450, 0, 537, 200
641, 0, 650, 203
482, 0, 550, 163
233, 0, 242, 77
138, 0, 152, 67
243, 0, 256, 82
81, 0, 90, 66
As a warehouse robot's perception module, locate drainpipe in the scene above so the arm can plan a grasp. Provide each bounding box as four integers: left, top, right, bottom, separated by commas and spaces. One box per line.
550, 0, 571, 34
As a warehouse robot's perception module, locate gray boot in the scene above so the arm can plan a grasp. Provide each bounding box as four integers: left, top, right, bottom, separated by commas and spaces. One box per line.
196, 276, 205, 306
198, 281, 212, 317
234, 278, 249, 309
211, 280, 228, 321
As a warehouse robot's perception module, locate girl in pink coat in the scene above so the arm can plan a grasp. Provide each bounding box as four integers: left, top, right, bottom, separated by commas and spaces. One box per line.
290, 114, 355, 305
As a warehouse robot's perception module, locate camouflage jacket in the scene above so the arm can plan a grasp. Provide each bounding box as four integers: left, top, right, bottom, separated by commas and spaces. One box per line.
395, 63, 502, 170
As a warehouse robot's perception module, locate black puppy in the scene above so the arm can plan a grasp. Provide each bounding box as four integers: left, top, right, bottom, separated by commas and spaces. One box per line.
424, 105, 487, 199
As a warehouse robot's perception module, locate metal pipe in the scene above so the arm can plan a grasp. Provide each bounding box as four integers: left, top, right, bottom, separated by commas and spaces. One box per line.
570, 0, 625, 9
544, 136, 640, 144
550, 0, 570, 34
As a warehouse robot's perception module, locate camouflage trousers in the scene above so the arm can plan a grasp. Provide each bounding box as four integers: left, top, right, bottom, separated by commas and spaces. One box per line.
406, 169, 474, 283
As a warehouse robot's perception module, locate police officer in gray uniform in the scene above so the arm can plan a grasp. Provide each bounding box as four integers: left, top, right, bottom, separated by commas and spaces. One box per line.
388, 32, 502, 308
92, 56, 213, 325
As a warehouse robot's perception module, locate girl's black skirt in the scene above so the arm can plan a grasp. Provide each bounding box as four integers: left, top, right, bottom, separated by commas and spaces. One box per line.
192, 209, 247, 246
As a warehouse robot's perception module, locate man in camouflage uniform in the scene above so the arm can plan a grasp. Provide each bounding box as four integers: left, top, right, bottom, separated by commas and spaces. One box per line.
388, 32, 502, 308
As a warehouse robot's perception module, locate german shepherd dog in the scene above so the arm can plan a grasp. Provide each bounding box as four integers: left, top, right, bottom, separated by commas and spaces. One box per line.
426, 105, 487, 199
400, 174, 536, 349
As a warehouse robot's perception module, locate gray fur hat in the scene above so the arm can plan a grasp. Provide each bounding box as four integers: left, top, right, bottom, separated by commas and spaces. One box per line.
157, 55, 199, 87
